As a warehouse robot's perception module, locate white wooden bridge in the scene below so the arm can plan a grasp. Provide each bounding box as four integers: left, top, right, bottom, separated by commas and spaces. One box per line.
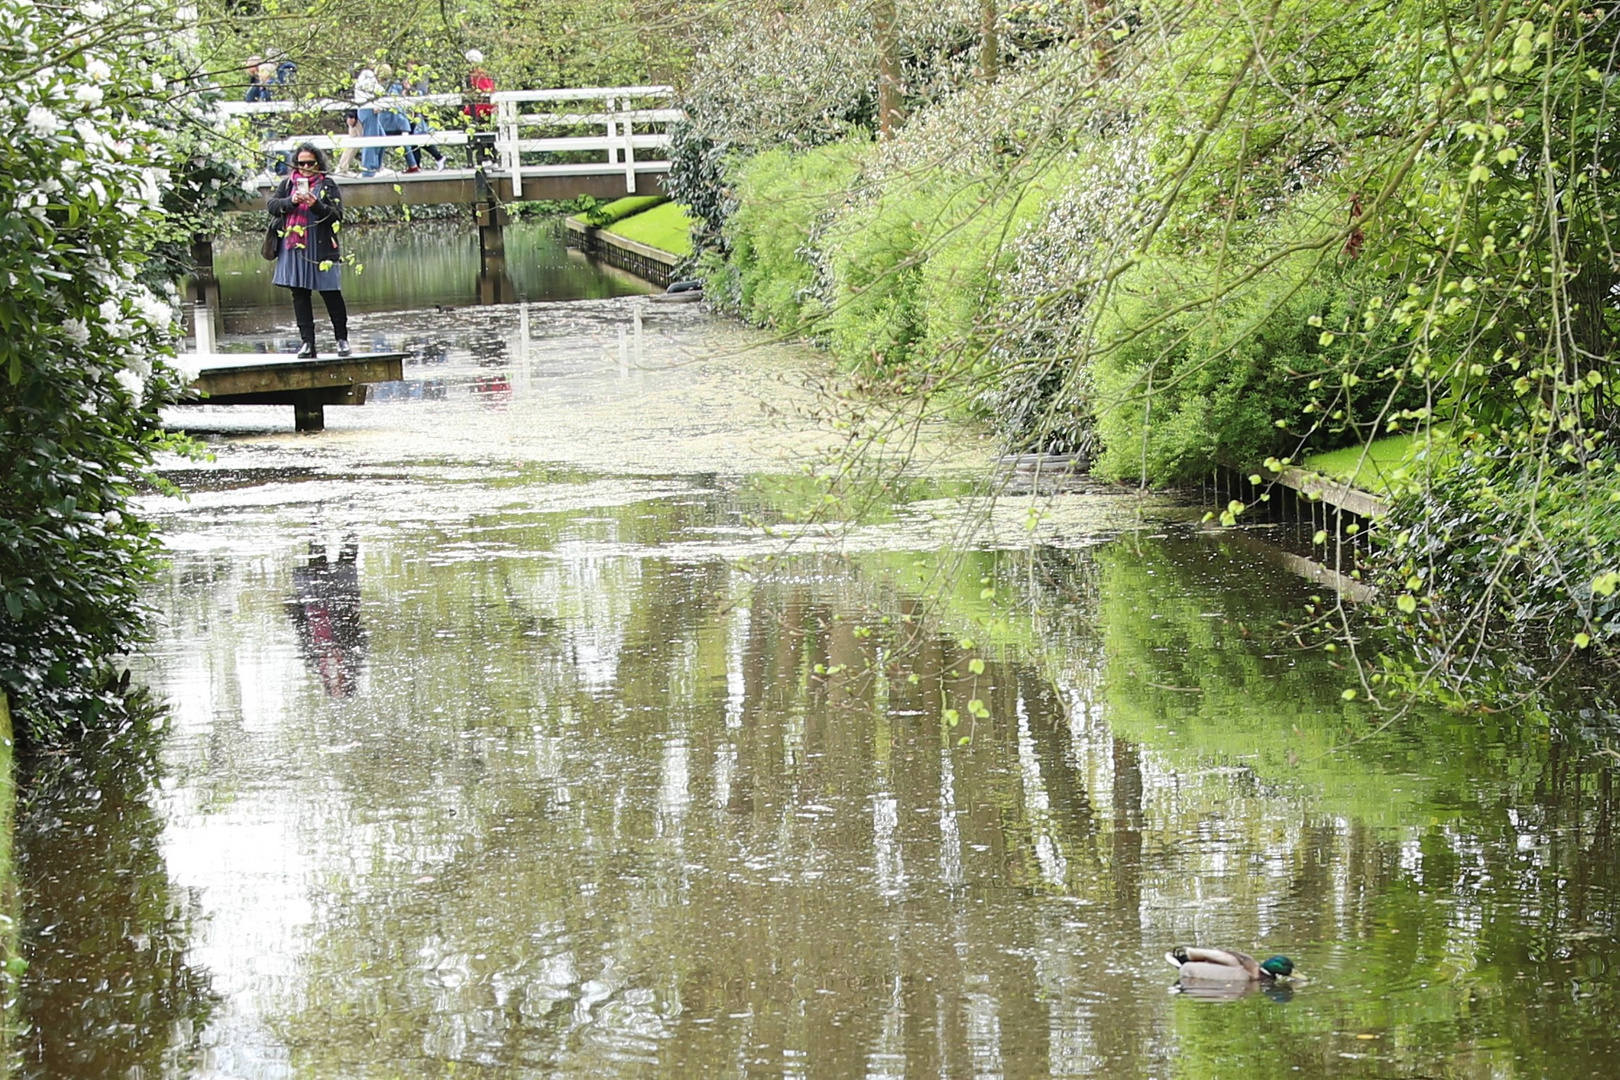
220, 86, 681, 208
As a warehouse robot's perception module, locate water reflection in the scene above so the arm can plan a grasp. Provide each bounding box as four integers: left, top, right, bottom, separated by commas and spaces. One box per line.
24, 289, 1620, 1075
17, 474, 1606, 1078
286, 538, 367, 698
204, 219, 651, 339
17, 740, 217, 1078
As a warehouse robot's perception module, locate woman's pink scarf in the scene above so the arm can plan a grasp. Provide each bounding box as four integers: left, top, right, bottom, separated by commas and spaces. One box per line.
285, 174, 323, 249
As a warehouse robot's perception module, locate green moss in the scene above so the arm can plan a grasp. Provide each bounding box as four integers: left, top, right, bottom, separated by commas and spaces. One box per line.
601, 200, 696, 257
1305, 436, 1413, 492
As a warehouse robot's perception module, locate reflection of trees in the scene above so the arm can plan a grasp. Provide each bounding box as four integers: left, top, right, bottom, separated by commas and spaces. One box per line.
135, 491, 1620, 1077
17, 736, 216, 1077
1083, 533, 1620, 1075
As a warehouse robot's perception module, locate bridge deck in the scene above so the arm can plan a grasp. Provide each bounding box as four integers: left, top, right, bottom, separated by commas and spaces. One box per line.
181, 352, 407, 432
232, 167, 669, 211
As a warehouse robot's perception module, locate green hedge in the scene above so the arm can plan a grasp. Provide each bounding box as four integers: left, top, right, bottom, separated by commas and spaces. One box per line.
712, 141, 867, 330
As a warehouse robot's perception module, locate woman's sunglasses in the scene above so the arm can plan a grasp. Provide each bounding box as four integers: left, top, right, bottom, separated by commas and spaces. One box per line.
294, 160, 318, 169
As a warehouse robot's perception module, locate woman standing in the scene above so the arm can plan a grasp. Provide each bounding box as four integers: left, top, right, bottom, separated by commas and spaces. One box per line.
268, 144, 350, 358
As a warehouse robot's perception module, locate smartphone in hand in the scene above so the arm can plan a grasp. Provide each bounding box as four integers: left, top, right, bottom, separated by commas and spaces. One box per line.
294, 175, 311, 200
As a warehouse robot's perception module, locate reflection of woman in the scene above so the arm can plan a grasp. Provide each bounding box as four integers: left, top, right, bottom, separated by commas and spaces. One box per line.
267, 144, 350, 359
286, 539, 367, 698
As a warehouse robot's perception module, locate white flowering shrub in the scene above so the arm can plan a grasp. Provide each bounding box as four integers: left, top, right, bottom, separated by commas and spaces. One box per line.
1, 0, 233, 735
672, 0, 995, 250
978, 129, 1155, 452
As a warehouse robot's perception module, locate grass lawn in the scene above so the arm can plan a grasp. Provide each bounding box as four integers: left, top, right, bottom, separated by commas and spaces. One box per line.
580, 195, 667, 227
601, 200, 695, 257
1304, 429, 1454, 494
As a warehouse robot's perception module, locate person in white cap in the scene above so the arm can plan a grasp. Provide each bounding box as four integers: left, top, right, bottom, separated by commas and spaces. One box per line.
464, 49, 495, 123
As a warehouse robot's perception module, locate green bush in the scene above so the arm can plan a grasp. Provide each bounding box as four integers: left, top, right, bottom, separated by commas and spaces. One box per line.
821, 183, 933, 370
819, 168, 1065, 376
1090, 254, 1366, 485
717, 140, 867, 330
1378, 448, 1620, 667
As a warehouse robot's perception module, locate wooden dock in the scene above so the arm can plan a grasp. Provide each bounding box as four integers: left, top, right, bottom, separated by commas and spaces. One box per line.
181, 352, 406, 431
1271, 466, 1390, 519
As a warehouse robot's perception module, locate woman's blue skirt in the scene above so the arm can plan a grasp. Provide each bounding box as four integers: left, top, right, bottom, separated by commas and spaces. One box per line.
272, 241, 341, 291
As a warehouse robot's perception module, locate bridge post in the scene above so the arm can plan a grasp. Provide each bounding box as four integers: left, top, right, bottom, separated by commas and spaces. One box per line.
472, 142, 507, 280
187, 234, 225, 345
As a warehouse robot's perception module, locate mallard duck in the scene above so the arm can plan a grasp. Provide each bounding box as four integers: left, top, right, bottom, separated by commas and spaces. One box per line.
1164, 946, 1294, 983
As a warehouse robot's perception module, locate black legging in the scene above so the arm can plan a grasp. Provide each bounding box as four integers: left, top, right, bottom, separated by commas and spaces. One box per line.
290, 287, 348, 344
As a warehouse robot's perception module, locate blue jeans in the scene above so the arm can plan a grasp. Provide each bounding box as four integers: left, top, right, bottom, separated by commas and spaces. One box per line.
357, 107, 383, 172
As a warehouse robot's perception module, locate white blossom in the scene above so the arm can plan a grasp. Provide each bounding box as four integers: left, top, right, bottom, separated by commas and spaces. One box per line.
164, 352, 202, 382
74, 84, 104, 106
24, 104, 62, 136
61, 318, 91, 345
114, 367, 144, 400
132, 287, 172, 329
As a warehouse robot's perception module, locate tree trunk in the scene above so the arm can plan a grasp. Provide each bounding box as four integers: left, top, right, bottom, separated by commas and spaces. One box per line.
979, 0, 998, 82
876, 0, 904, 137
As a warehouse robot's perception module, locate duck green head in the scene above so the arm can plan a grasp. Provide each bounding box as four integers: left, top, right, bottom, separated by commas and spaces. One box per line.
1260, 956, 1294, 977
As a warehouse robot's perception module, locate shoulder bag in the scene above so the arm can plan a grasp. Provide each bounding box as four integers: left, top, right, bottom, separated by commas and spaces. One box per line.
261, 218, 281, 261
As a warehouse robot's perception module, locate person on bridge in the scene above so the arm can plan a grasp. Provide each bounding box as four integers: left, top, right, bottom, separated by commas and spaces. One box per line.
354, 62, 387, 176
244, 56, 271, 102
403, 60, 448, 172
268, 145, 350, 359
377, 64, 413, 171
463, 49, 495, 123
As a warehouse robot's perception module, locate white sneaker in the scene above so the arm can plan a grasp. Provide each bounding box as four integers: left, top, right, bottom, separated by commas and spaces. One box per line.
434, 157, 448, 171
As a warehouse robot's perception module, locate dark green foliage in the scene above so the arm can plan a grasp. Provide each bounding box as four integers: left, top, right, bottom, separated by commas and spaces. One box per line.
17, 702, 218, 1074
1378, 447, 1620, 663
665, 119, 734, 257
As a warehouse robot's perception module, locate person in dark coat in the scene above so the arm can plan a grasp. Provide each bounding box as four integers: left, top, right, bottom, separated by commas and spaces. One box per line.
267, 143, 350, 358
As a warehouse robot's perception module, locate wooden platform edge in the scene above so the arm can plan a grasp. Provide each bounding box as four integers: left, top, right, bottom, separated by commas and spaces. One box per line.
1271, 466, 1390, 519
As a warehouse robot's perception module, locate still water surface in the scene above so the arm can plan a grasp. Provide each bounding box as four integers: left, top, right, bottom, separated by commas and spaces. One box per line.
17, 226, 1620, 1078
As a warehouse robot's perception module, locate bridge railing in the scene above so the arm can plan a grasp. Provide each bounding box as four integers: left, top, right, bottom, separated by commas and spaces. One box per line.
217, 86, 681, 195
490, 86, 678, 197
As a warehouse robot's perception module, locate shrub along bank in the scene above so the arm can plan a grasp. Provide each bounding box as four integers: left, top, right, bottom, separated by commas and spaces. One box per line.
671, 0, 1620, 697
1, 2, 237, 741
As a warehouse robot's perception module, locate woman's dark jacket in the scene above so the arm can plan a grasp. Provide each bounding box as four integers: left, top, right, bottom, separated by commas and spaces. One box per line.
267, 175, 344, 263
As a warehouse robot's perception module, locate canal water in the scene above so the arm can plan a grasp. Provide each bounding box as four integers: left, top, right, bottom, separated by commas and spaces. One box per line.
17, 225, 1619, 1078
